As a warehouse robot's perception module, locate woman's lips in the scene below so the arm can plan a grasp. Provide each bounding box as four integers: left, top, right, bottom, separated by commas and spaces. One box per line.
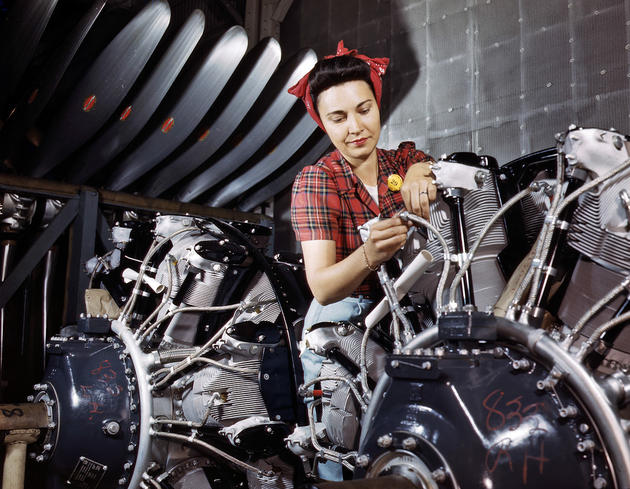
349, 137, 368, 146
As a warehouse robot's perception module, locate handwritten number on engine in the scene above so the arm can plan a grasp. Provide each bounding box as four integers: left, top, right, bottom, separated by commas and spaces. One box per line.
506, 396, 523, 431
483, 390, 547, 432
482, 389, 549, 484
522, 440, 549, 484
485, 438, 513, 473
482, 389, 506, 430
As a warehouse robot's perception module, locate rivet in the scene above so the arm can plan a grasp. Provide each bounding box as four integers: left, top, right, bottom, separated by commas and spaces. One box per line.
402, 437, 417, 450
356, 455, 370, 468
432, 468, 447, 483
377, 434, 393, 448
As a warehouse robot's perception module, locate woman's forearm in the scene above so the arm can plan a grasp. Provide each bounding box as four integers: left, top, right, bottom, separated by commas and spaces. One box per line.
306, 246, 373, 305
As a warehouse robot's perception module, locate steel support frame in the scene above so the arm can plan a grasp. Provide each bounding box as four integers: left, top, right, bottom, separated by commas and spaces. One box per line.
64, 189, 98, 324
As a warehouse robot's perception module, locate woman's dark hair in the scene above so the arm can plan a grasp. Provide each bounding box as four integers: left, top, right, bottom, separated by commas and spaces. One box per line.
308, 55, 374, 114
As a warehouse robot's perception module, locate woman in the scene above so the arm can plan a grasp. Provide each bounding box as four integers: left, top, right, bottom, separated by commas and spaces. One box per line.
290, 41, 436, 330
288, 42, 436, 479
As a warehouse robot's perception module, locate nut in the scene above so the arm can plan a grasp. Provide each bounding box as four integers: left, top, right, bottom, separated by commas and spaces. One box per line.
402, 437, 417, 450
377, 434, 393, 448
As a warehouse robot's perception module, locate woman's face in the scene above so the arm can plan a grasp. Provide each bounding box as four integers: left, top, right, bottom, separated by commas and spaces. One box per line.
316, 80, 381, 168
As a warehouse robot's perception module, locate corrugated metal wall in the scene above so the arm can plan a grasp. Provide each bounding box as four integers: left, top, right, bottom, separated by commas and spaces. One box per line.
281, 0, 630, 165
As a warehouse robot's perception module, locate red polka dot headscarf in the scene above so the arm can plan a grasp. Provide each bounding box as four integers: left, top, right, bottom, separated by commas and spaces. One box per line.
288, 41, 390, 131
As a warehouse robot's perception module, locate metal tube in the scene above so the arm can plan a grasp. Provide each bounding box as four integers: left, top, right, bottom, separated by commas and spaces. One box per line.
448, 195, 475, 306
111, 319, 154, 489
2, 429, 40, 489
0, 241, 15, 391
42, 248, 54, 370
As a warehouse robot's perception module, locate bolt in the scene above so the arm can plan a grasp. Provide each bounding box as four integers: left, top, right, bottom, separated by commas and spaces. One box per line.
26, 395, 34, 402
594, 477, 608, 489
421, 361, 432, 370
512, 358, 531, 370
35, 455, 44, 463
577, 439, 595, 452
432, 468, 447, 483
235, 438, 241, 445
257, 335, 266, 342
118, 478, 127, 485
104, 421, 121, 436
43, 443, 52, 451
390, 360, 400, 368
356, 455, 370, 468
48, 422, 56, 429
579, 423, 590, 433
130, 423, 137, 433
128, 443, 136, 452
559, 404, 578, 418
265, 426, 273, 434
337, 325, 349, 336
263, 373, 270, 380
402, 437, 417, 450
377, 434, 393, 448
124, 462, 133, 470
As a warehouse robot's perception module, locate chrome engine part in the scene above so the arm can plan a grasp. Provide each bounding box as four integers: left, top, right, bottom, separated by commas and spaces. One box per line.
563, 128, 630, 272
410, 154, 509, 312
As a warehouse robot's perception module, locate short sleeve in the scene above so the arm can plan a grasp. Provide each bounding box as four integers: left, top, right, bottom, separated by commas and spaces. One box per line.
291, 165, 342, 242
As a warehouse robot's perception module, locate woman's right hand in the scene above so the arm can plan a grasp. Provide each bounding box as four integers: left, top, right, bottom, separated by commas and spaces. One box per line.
363, 217, 409, 268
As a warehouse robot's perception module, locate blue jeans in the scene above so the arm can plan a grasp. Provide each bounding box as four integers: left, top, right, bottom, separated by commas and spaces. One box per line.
301, 296, 373, 480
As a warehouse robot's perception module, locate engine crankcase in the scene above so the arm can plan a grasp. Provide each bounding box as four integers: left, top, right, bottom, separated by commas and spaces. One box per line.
356, 318, 626, 489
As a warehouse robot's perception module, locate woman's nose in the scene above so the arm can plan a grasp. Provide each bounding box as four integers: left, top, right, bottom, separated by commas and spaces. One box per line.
347, 113, 361, 133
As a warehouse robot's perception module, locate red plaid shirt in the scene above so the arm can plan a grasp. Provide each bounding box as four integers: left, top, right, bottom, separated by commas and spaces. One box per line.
291, 142, 431, 298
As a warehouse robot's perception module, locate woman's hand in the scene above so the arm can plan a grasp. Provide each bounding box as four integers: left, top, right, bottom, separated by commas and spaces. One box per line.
400, 161, 437, 219
363, 216, 409, 268
301, 217, 410, 305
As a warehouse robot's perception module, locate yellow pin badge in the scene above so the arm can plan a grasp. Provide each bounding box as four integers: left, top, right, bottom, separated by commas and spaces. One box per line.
387, 174, 403, 191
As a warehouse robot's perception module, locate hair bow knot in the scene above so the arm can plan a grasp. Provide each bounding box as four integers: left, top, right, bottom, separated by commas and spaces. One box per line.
288, 41, 390, 131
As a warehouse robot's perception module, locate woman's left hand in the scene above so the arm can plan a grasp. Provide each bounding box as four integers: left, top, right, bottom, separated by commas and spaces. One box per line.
401, 161, 437, 219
